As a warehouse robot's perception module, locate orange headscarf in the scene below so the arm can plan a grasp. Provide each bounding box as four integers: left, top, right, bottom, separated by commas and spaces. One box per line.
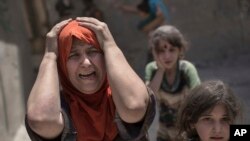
57, 20, 118, 141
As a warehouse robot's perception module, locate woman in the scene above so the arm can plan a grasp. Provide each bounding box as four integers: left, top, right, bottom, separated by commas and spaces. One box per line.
25, 17, 155, 141
177, 80, 242, 141
145, 25, 200, 141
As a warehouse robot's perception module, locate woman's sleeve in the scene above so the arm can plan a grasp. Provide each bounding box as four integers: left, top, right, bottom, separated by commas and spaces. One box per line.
115, 87, 156, 140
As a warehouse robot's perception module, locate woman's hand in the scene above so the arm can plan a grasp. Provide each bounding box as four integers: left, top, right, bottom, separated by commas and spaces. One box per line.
26, 19, 72, 139
77, 17, 149, 123
45, 18, 72, 55
76, 17, 117, 50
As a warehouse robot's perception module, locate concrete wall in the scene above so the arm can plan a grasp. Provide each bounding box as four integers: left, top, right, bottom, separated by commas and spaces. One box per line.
170, 0, 250, 64
0, 0, 34, 140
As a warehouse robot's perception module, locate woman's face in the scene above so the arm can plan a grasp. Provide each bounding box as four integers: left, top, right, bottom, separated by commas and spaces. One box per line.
194, 104, 230, 141
67, 38, 106, 94
155, 40, 181, 70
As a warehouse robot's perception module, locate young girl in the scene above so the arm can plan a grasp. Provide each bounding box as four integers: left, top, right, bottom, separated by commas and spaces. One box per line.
145, 25, 200, 141
177, 80, 242, 141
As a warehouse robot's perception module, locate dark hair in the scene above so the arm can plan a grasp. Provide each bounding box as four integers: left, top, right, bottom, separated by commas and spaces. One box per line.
177, 80, 242, 140
149, 25, 188, 56
137, 0, 150, 14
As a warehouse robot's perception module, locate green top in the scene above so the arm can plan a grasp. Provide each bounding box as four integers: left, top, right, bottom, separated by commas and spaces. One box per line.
145, 60, 200, 93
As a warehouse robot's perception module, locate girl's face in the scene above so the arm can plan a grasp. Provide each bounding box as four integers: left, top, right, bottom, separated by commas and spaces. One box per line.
155, 40, 181, 70
194, 104, 230, 141
67, 38, 106, 94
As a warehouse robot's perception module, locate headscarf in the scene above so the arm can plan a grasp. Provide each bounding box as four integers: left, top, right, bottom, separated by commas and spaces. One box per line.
57, 20, 118, 141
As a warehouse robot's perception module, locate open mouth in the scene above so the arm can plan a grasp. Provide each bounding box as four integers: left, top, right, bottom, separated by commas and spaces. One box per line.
79, 72, 96, 79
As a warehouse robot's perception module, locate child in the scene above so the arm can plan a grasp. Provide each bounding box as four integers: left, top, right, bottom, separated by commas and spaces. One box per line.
117, 0, 170, 34
177, 80, 242, 141
145, 25, 201, 141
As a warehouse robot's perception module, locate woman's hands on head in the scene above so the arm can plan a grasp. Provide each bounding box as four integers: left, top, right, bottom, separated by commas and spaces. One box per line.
26, 19, 73, 139
75, 17, 149, 123
45, 17, 117, 53
45, 18, 72, 56
76, 17, 117, 50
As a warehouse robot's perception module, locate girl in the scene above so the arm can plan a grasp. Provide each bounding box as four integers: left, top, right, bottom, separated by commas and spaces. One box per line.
177, 80, 242, 141
145, 25, 200, 141
117, 0, 170, 34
